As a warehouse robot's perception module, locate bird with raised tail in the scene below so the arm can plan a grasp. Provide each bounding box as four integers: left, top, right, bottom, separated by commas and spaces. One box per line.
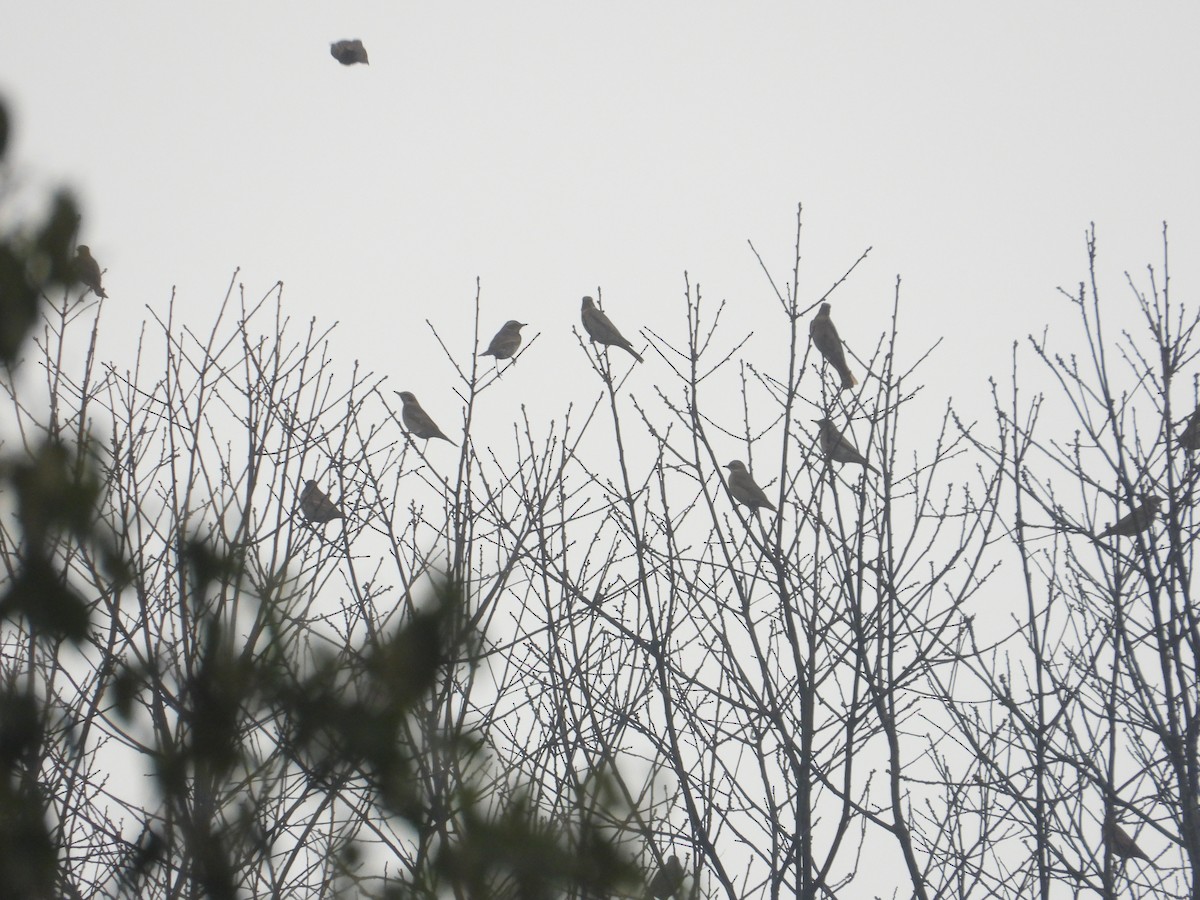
396, 391, 455, 444
809, 303, 855, 390
480, 320, 527, 360
74, 245, 107, 298
724, 460, 776, 513
581, 296, 643, 362
818, 418, 878, 474
299, 480, 344, 524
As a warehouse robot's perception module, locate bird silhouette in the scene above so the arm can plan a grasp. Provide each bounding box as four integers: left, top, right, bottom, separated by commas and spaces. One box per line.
581, 296, 643, 362
1179, 407, 1200, 452
397, 391, 455, 443
481, 320, 527, 360
330, 39, 369, 65
809, 303, 855, 390
74, 246, 107, 298
724, 460, 776, 513
1104, 811, 1154, 865
299, 480, 343, 524
818, 418, 878, 474
648, 855, 685, 899
1097, 495, 1161, 539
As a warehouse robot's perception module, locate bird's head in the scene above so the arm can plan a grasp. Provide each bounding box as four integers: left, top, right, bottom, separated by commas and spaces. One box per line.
396, 391, 416, 403
304, 480, 318, 491
76, 245, 91, 256
582, 296, 595, 310
724, 461, 746, 473
505, 320, 527, 331
818, 302, 831, 314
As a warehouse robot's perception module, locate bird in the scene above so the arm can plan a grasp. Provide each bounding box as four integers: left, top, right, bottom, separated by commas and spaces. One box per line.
581, 296, 643, 363
648, 855, 685, 899
330, 39, 369, 65
809, 303, 855, 390
397, 391, 455, 443
1097, 495, 1161, 539
1105, 812, 1154, 865
818, 418, 879, 474
299, 480, 343, 524
1179, 407, 1200, 452
74, 246, 107, 298
724, 461, 776, 513
480, 320, 527, 360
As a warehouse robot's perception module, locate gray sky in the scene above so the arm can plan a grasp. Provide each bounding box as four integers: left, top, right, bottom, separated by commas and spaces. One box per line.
4, 3, 1197, 433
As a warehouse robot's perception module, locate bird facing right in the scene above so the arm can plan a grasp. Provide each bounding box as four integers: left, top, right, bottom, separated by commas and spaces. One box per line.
581, 296, 643, 363
75, 245, 108, 298
817, 418, 879, 474
480, 320, 527, 360
397, 391, 455, 444
724, 460, 776, 513
330, 39, 369, 65
1096, 495, 1161, 539
809, 302, 855, 390
299, 480, 344, 524
648, 855, 685, 899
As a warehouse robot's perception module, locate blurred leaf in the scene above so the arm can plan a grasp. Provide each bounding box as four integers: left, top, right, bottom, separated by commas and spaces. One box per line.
0, 551, 90, 640
0, 98, 8, 159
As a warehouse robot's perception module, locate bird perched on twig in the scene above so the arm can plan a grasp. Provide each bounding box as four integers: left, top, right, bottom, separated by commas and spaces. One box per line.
724, 460, 776, 513
74, 246, 107, 298
1096, 495, 1161, 539
330, 39, 369, 65
1105, 811, 1154, 865
1179, 407, 1200, 452
648, 855, 685, 899
480, 320, 527, 361
397, 391, 455, 444
809, 303, 855, 390
818, 418, 878, 474
581, 296, 643, 363
299, 480, 343, 524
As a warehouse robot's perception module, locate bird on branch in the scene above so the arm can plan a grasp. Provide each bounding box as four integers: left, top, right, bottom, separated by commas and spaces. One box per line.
581, 296, 643, 363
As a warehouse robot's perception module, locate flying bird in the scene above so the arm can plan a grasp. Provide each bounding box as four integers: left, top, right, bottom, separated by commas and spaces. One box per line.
299, 480, 343, 524
818, 418, 878, 474
397, 391, 455, 443
1104, 812, 1154, 865
809, 303, 855, 390
724, 460, 776, 513
1097, 495, 1161, 539
581, 296, 643, 363
74, 246, 107, 298
648, 855, 685, 899
1179, 407, 1200, 452
330, 39, 369, 65
480, 320, 527, 360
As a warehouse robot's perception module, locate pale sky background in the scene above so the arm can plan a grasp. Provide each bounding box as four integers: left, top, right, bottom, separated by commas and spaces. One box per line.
3, 3, 1198, 893
3, 2, 1197, 441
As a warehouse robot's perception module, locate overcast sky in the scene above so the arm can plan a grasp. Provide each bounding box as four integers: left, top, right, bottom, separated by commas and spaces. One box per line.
3, 2, 1197, 440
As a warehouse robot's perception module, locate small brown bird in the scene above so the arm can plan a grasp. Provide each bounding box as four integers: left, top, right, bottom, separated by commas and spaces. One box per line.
581, 296, 643, 363
809, 303, 855, 390
299, 480, 343, 524
648, 855, 685, 899
1105, 812, 1154, 865
1097, 495, 1162, 539
1179, 407, 1200, 452
330, 39, 369, 65
481, 320, 527, 360
818, 418, 878, 474
724, 460, 776, 513
74, 246, 107, 298
397, 391, 455, 443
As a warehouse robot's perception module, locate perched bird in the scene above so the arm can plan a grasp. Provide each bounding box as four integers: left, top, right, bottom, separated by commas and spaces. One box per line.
818, 418, 879, 474
724, 460, 776, 513
648, 855, 685, 899
809, 303, 855, 390
1097, 495, 1162, 539
299, 480, 343, 524
330, 39, 369, 65
581, 296, 643, 363
1105, 812, 1154, 865
397, 391, 455, 443
480, 320, 527, 360
1179, 407, 1200, 452
74, 246, 107, 298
